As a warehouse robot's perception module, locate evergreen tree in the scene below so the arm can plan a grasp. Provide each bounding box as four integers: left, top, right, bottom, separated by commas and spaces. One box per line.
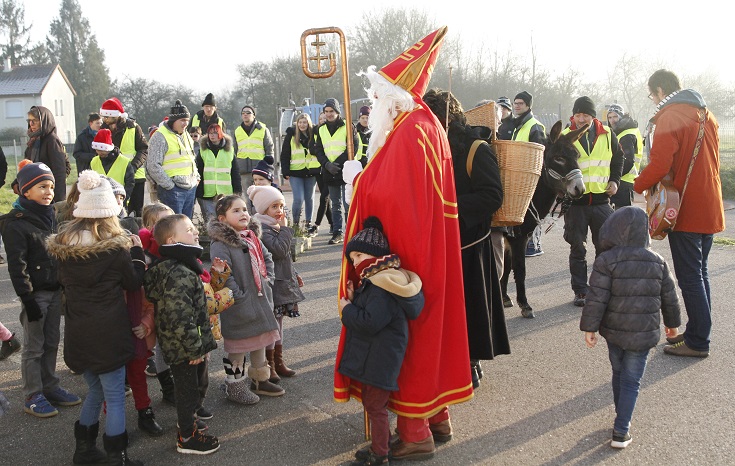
0, 0, 46, 66
46, 0, 110, 131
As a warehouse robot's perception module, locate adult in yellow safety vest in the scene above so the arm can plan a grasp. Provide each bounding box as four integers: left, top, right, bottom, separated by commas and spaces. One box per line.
281, 113, 321, 232
234, 105, 274, 192
145, 100, 199, 219
100, 97, 149, 217
606, 104, 641, 209
561, 96, 624, 308
354, 105, 371, 166
313, 98, 356, 245
89, 128, 135, 202
190, 93, 226, 134
195, 124, 241, 223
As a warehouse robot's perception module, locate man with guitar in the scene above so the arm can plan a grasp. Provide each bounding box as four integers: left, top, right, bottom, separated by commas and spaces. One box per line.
634, 69, 725, 358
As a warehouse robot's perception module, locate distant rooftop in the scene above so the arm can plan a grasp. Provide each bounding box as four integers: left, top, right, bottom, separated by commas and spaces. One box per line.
0, 63, 76, 96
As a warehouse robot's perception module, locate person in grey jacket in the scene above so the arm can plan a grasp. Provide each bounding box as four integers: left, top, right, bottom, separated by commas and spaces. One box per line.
580, 206, 681, 450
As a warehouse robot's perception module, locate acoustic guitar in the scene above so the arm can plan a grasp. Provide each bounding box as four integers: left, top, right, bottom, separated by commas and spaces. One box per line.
645, 174, 679, 240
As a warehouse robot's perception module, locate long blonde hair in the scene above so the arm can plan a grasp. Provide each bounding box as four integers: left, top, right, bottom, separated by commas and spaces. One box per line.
293, 113, 313, 149
56, 216, 127, 244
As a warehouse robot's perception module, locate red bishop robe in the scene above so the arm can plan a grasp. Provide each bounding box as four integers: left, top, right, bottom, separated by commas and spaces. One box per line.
333, 101, 473, 418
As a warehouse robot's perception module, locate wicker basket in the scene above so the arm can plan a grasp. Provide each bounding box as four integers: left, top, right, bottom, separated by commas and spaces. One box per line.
465, 101, 497, 130
490, 140, 545, 226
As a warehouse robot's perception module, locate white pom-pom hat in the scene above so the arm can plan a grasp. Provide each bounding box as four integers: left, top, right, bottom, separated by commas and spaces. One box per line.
73, 170, 121, 218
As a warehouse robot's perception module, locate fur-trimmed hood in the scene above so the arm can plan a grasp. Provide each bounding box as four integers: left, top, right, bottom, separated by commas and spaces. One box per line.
200, 131, 233, 152
47, 233, 132, 261
207, 216, 262, 247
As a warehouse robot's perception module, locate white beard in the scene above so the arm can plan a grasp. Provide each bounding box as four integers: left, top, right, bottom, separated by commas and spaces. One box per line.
359, 67, 416, 158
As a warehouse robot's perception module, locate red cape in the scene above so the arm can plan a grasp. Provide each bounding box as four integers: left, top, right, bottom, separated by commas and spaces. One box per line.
334, 102, 473, 418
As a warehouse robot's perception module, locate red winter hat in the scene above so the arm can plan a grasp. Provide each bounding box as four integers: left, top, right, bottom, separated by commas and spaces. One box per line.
92, 128, 115, 152
100, 97, 127, 119
378, 26, 448, 98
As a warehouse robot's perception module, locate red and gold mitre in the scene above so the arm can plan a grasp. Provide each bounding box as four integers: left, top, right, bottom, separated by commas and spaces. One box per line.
378, 26, 447, 98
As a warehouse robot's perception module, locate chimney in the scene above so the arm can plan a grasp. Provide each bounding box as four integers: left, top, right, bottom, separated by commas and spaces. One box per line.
3, 57, 11, 72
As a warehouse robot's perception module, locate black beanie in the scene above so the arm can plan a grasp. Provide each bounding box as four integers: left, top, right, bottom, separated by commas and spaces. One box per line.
252, 157, 275, 181
17, 160, 54, 195
323, 98, 341, 114
202, 93, 216, 107
573, 96, 596, 118
515, 91, 533, 107
168, 99, 191, 123
345, 216, 391, 262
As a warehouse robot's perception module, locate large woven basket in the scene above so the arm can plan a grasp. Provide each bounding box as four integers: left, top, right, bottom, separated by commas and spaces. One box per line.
465, 101, 497, 130
490, 140, 545, 226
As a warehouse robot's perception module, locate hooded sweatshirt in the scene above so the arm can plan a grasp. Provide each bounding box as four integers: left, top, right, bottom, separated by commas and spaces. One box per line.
24, 106, 70, 202
580, 206, 681, 351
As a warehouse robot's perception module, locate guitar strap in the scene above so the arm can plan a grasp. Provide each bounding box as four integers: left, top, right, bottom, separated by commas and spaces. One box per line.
677, 109, 707, 215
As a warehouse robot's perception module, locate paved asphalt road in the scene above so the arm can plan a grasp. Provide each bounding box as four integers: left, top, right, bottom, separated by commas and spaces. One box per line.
1, 194, 734, 465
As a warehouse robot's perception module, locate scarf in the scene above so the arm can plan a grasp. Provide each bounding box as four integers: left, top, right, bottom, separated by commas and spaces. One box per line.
355, 254, 401, 287
158, 243, 204, 275
15, 197, 55, 230
254, 213, 279, 228
239, 228, 268, 296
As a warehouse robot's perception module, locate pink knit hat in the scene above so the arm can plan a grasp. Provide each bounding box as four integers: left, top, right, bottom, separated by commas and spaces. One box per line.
247, 185, 284, 215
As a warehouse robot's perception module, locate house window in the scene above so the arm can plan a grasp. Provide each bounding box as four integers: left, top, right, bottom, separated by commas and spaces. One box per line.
5, 100, 23, 118
60, 99, 64, 116
54, 100, 58, 116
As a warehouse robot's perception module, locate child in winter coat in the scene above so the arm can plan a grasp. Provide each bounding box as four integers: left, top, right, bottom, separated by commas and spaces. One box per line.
580, 206, 681, 449
0, 161, 80, 419
338, 216, 424, 466
143, 214, 220, 455
208, 194, 283, 404
46, 169, 146, 464
248, 185, 305, 383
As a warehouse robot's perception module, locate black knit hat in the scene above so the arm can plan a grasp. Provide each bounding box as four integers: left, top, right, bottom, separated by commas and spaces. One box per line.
515, 91, 533, 107
168, 99, 191, 123
323, 98, 340, 114
17, 160, 54, 195
573, 96, 596, 117
202, 93, 216, 107
345, 216, 391, 262
252, 156, 275, 181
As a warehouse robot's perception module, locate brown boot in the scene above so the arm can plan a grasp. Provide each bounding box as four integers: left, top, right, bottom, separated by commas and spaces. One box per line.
429, 419, 453, 443
274, 344, 296, 377
389, 435, 435, 461
265, 349, 280, 384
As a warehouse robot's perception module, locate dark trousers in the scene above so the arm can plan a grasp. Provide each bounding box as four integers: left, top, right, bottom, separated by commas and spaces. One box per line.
563, 203, 614, 293
315, 174, 332, 228
362, 384, 391, 456
126, 356, 150, 411
170, 360, 207, 435
127, 180, 146, 217
610, 181, 634, 209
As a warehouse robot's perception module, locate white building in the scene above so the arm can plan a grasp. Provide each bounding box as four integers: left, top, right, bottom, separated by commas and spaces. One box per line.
0, 61, 77, 144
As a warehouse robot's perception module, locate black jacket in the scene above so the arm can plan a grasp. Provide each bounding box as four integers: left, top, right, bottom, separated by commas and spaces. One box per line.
102, 118, 148, 171
611, 116, 639, 178
73, 126, 96, 173
580, 207, 681, 351
338, 267, 423, 391
314, 118, 356, 185
0, 206, 59, 298
281, 126, 320, 178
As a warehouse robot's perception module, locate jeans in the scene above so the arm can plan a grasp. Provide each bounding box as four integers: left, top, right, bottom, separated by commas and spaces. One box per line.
80, 366, 127, 436
668, 231, 713, 351
157, 184, 197, 219
20, 289, 61, 397
328, 184, 348, 234
289, 176, 317, 226
563, 203, 614, 293
607, 342, 649, 435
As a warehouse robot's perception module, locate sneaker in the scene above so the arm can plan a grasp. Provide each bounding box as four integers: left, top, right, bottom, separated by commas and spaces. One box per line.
196, 406, 213, 420
44, 387, 81, 406
611, 431, 632, 449
0, 332, 21, 360
328, 232, 344, 245
663, 341, 709, 358
125, 384, 132, 397
573, 292, 586, 307
24, 392, 58, 418
306, 224, 318, 238
666, 333, 685, 344
144, 357, 157, 377
177, 419, 208, 433
351, 446, 388, 465
525, 245, 543, 257
177, 429, 220, 455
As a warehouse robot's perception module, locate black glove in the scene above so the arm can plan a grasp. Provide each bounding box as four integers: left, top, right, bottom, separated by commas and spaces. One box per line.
21, 294, 43, 322
324, 162, 342, 175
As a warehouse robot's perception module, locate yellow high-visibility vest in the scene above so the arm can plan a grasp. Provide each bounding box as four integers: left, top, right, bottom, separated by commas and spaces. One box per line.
289, 137, 320, 171
119, 127, 145, 180
235, 124, 266, 160
200, 147, 234, 197
192, 114, 224, 131
618, 128, 643, 184
90, 154, 130, 187
158, 124, 195, 177
562, 126, 614, 194
318, 124, 347, 162
512, 117, 545, 142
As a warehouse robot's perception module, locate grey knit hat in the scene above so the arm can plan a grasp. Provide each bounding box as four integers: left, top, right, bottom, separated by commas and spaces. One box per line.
345, 216, 390, 262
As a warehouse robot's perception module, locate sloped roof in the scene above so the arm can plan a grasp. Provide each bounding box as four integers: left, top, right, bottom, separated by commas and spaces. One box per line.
0, 63, 77, 96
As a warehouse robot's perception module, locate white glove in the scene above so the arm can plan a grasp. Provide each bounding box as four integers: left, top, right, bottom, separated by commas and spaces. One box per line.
342, 160, 364, 204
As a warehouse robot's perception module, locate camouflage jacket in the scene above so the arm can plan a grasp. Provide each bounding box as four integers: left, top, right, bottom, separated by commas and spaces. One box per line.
144, 258, 217, 365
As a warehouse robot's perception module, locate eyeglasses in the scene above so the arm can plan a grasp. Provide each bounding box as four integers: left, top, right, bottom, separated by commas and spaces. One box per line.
241, 111, 253, 115
26, 118, 39, 124
647, 93, 654, 100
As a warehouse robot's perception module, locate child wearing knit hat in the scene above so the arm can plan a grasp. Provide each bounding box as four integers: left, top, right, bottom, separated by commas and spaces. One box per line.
89, 128, 135, 205
338, 216, 425, 465
248, 185, 305, 382
0, 161, 82, 419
